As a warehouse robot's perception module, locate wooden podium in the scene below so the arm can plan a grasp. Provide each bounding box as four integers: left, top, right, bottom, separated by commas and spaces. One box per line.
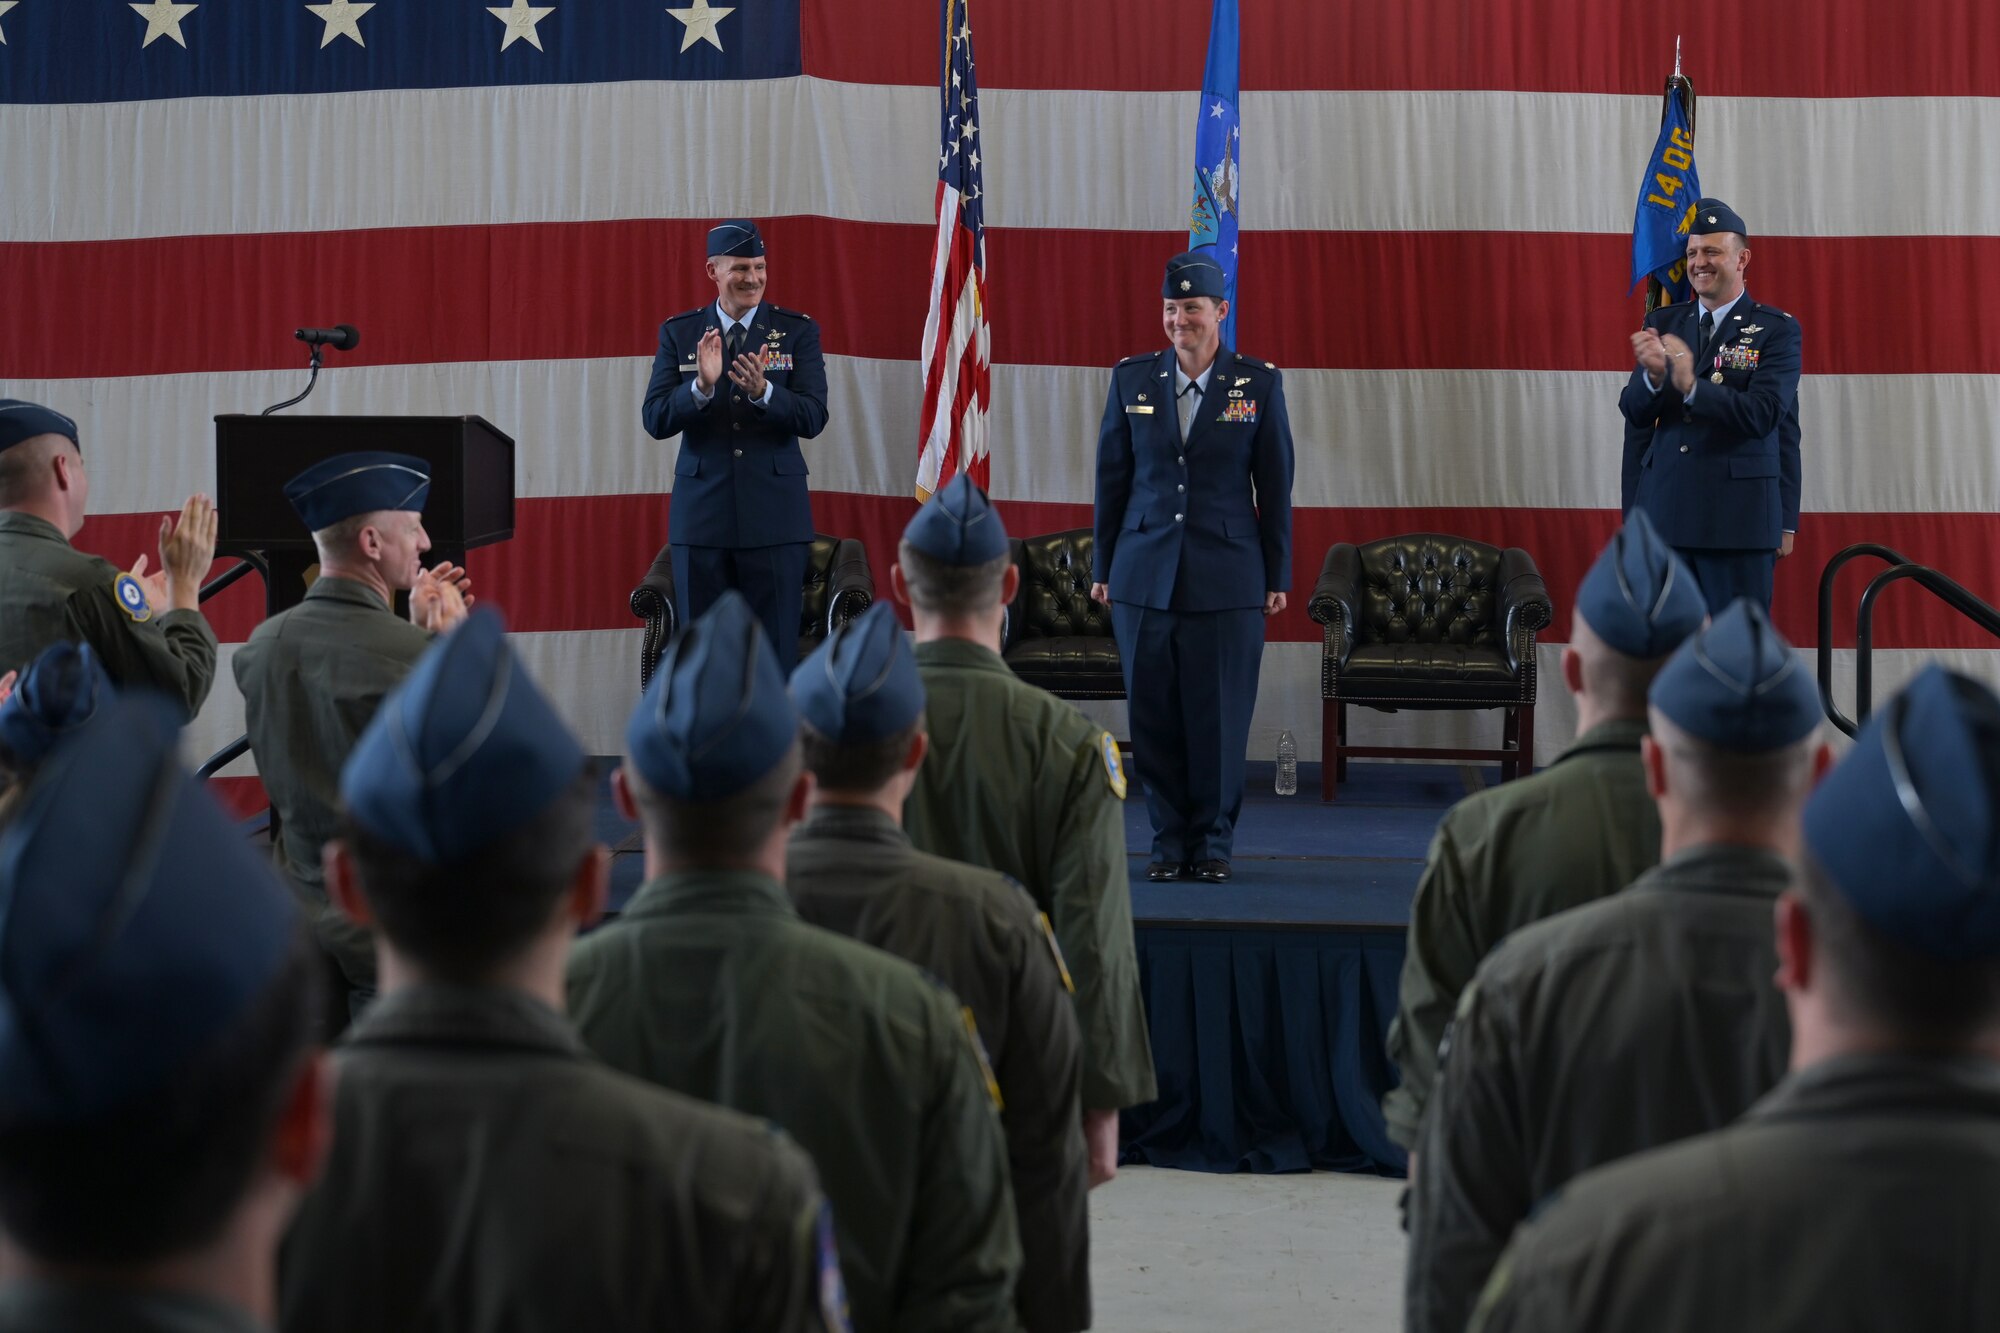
212, 414, 516, 617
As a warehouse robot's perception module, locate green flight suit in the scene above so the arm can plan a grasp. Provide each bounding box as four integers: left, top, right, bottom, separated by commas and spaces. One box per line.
232, 577, 434, 996
567, 870, 1022, 1333
0, 1281, 262, 1333
1472, 1055, 2000, 1333
1405, 845, 1793, 1333
902, 637, 1156, 1112
1383, 718, 1661, 1149
281, 984, 843, 1333
0, 511, 217, 720
787, 806, 1090, 1333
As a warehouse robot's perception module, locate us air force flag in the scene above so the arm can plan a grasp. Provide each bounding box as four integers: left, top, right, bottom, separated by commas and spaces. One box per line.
1187, 0, 1241, 347
1630, 83, 1702, 299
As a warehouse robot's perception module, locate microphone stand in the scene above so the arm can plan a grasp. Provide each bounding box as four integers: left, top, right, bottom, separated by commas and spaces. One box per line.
261, 343, 324, 416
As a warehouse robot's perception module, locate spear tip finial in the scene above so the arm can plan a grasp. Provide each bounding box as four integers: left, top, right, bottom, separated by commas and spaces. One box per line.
1674, 36, 1683, 79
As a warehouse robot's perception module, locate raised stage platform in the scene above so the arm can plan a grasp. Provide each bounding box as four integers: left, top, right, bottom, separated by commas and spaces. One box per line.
598, 760, 1487, 1178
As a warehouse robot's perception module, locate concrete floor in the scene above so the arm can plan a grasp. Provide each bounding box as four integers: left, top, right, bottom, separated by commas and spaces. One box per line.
1090, 1166, 1407, 1333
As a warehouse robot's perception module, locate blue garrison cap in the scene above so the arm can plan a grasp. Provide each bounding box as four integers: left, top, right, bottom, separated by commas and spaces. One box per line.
627, 591, 798, 801
903, 474, 1009, 565
1162, 250, 1228, 300
1803, 666, 2000, 961
0, 399, 79, 452
342, 609, 587, 864
283, 451, 431, 533
1575, 509, 1707, 658
1689, 198, 1749, 239
1649, 599, 1819, 752
0, 642, 110, 770
0, 697, 299, 1123
707, 219, 766, 258
792, 602, 924, 745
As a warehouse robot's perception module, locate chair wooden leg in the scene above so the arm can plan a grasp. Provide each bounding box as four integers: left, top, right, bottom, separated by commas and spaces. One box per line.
1500, 708, 1518, 781
1321, 698, 1338, 801
1516, 704, 1535, 778
1336, 703, 1350, 783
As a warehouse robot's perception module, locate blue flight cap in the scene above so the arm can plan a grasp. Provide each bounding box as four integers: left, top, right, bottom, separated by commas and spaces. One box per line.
902, 475, 1009, 565
1575, 509, 1707, 658
1649, 599, 1820, 752
342, 609, 587, 865
0, 697, 299, 1123
0, 642, 111, 770
627, 591, 798, 801
1162, 250, 1228, 300
283, 451, 431, 533
707, 219, 766, 258
792, 602, 924, 745
0, 399, 79, 452
1802, 666, 2000, 961
1689, 198, 1749, 239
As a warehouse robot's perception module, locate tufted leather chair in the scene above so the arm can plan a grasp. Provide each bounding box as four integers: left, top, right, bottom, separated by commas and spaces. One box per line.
629, 535, 874, 690
1308, 534, 1552, 800
1002, 529, 1124, 700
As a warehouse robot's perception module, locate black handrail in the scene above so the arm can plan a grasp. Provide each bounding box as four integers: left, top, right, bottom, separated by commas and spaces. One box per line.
195, 734, 251, 780
200, 553, 268, 604
1816, 543, 2000, 738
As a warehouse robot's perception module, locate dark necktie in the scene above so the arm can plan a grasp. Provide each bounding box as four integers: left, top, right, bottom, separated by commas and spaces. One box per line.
1179, 378, 1201, 435
1698, 310, 1714, 361
725, 323, 745, 370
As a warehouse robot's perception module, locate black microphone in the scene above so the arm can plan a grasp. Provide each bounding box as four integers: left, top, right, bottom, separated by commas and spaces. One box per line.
294, 324, 360, 351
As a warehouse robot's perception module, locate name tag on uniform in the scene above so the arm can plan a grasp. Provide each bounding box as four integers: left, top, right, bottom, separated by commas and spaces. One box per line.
1125, 404, 1155, 415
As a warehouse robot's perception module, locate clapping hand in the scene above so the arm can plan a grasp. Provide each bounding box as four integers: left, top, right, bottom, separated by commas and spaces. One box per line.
409, 561, 474, 632
727, 345, 769, 401
1631, 328, 1668, 380
694, 328, 725, 393
132, 494, 218, 613
1660, 333, 1697, 395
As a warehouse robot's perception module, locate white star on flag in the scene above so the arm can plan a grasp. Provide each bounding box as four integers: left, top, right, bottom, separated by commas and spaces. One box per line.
0, 3, 18, 47
665, 0, 732, 52
487, 0, 555, 50
130, 0, 198, 48
1209, 100, 1225, 118
304, 0, 373, 48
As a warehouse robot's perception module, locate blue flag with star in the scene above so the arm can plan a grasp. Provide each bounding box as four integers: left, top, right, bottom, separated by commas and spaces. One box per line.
1187, 0, 1240, 347
1630, 85, 1701, 298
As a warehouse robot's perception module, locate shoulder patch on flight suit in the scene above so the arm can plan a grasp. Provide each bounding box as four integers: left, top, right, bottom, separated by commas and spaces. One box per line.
960, 1007, 1004, 1111
112, 572, 152, 623
1098, 731, 1127, 799
1036, 911, 1077, 994
815, 1202, 854, 1333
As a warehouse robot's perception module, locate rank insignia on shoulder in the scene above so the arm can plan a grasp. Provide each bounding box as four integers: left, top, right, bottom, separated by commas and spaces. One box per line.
1265, 361, 1277, 370
1037, 911, 1077, 994
113, 573, 152, 623
1099, 731, 1127, 799
960, 1007, 1005, 1111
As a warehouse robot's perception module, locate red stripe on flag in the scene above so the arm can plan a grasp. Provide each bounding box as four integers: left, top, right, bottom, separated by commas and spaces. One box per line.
804, 0, 2000, 97
9, 225, 1998, 379
71, 497, 2000, 651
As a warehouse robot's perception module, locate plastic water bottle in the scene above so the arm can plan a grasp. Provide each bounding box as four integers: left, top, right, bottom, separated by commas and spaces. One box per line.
1275, 728, 1298, 796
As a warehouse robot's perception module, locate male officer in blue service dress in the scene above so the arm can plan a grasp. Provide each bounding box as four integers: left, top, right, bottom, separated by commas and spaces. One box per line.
1620, 198, 1802, 612
1091, 251, 1294, 883
1471, 665, 2000, 1332
284, 611, 847, 1333
0, 697, 329, 1333
643, 219, 830, 661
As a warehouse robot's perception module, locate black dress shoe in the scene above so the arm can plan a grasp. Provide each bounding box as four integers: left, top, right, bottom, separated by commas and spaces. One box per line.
1193, 859, 1232, 883
1146, 861, 1183, 882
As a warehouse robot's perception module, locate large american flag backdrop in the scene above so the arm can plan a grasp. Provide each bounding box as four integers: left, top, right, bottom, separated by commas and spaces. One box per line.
3, 1, 1996, 811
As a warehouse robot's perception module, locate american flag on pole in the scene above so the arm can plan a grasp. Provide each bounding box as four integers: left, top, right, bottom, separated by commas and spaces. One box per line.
913, 0, 990, 500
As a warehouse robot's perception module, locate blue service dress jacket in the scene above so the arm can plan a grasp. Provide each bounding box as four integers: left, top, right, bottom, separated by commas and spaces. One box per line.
642, 304, 829, 549
1093, 348, 1295, 609
1618, 295, 1802, 552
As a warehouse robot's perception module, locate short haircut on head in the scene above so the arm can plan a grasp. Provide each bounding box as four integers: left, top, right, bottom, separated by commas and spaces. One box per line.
627, 741, 801, 865
0, 435, 73, 509
1648, 710, 1821, 820
798, 716, 921, 795
0, 929, 320, 1266
896, 542, 1010, 617
1795, 854, 2000, 1044
341, 766, 598, 984
312, 512, 372, 553
1571, 613, 1675, 715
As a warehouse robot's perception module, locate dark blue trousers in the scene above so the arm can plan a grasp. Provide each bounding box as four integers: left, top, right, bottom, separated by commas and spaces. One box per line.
1112, 602, 1265, 864
673, 541, 811, 666
1678, 547, 1776, 614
